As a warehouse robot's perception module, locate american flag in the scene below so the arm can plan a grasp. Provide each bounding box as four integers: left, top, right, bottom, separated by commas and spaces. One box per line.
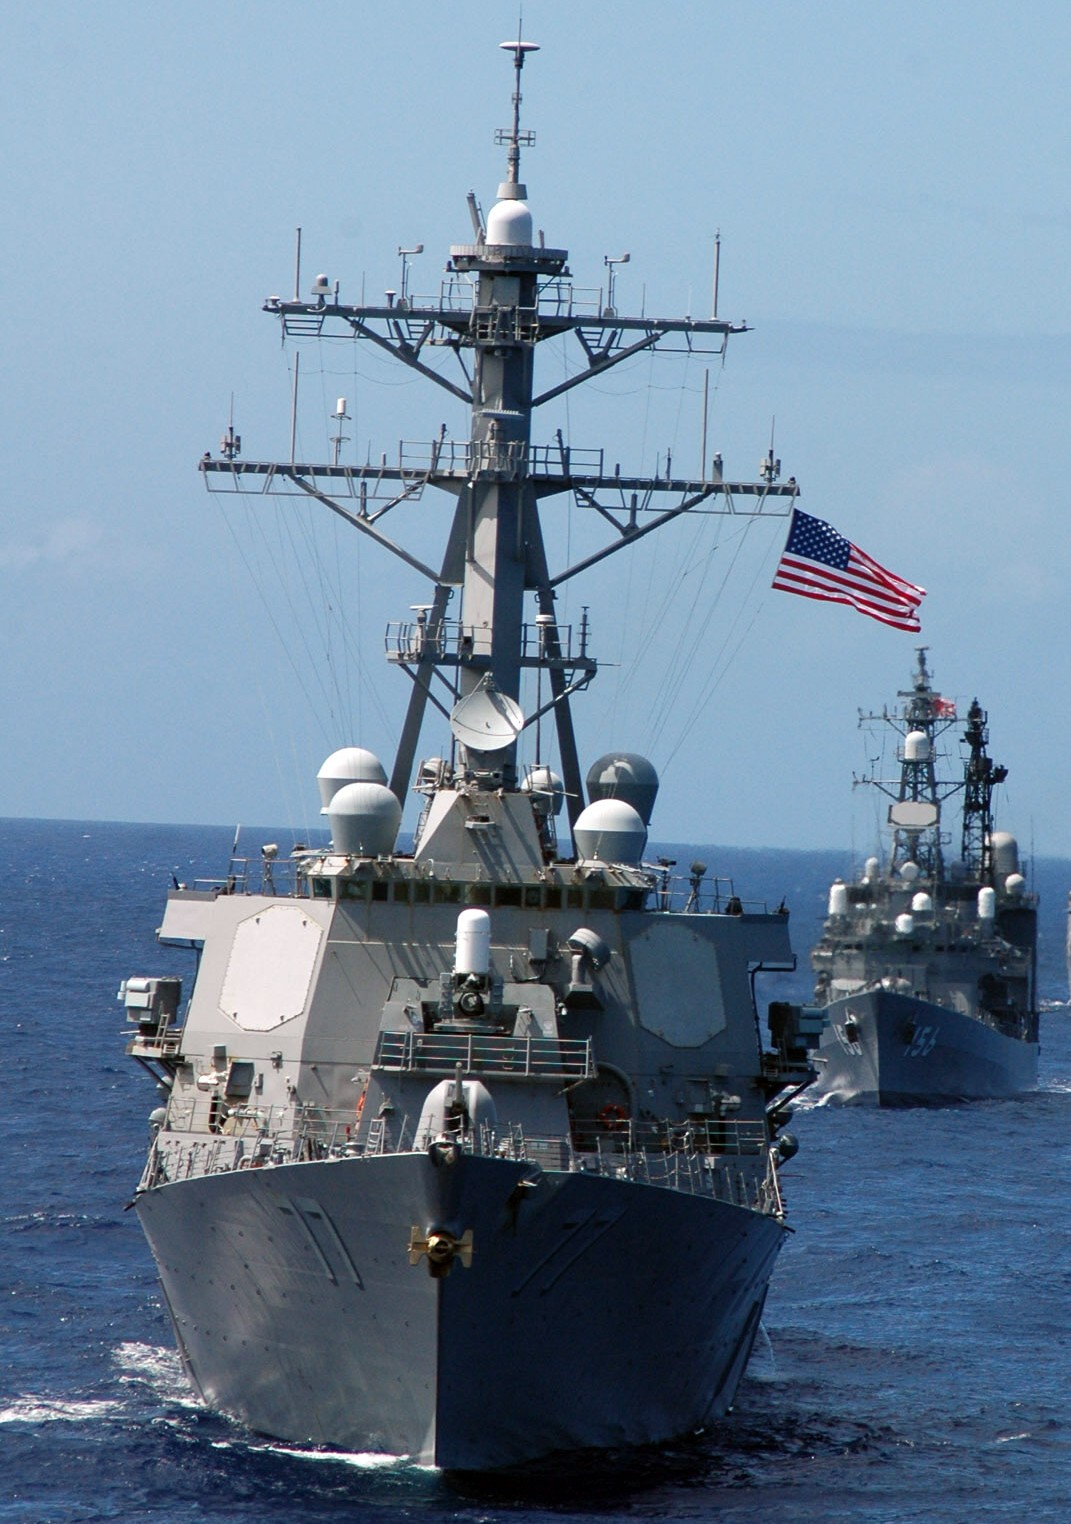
772, 509, 925, 632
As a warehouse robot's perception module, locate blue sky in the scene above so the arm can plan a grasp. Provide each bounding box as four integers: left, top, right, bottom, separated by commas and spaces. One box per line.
3, 0, 1070, 856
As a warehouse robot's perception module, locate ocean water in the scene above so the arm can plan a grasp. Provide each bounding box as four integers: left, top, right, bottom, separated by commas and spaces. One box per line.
2, 816, 1069, 1523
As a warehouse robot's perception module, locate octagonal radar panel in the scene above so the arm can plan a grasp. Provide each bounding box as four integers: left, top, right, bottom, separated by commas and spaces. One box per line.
450, 684, 525, 754
888, 800, 939, 830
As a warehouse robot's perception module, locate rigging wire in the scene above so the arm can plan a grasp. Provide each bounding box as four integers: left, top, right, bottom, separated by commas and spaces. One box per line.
643, 516, 749, 742
657, 513, 785, 766
214, 403, 394, 751
595, 351, 731, 745
211, 493, 330, 835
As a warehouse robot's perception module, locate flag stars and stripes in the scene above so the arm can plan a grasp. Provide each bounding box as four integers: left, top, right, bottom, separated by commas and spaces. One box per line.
772, 509, 925, 633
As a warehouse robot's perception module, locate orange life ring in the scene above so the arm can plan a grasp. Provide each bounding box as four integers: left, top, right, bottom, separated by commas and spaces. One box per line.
598, 1102, 628, 1131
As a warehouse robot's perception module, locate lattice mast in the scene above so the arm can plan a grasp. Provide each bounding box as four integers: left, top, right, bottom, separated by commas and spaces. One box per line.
200, 40, 798, 829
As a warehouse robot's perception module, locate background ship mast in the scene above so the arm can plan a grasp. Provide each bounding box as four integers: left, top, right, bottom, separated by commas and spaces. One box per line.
960, 697, 1008, 883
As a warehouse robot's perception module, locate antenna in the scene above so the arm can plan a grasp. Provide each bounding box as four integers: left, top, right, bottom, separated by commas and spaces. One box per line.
603, 252, 630, 317
711, 230, 720, 319
497, 32, 539, 187
330, 397, 351, 466
466, 191, 486, 241
289, 351, 300, 465
220, 393, 241, 460
397, 244, 424, 308
450, 682, 525, 754
759, 418, 780, 482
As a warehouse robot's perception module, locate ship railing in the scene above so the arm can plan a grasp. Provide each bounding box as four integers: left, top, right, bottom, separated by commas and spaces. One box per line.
336, 1113, 781, 1211
140, 1100, 784, 1216
643, 864, 778, 916
384, 615, 591, 666
435, 275, 602, 321
159, 1095, 295, 1139
572, 1116, 770, 1157
125, 1025, 185, 1061
183, 852, 304, 898
497, 1121, 782, 1214
396, 438, 605, 481
152, 1096, 767, 1160
372, 1029, 596, 1081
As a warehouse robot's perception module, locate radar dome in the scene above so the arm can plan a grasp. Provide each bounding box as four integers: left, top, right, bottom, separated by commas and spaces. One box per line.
1004, 872, 1026, 898
573, 799, 647, 865
899, 861, 920, 883
317, 747, 388, 810
990, 831, 1020, 878
904, 730, 931, 761
486, 196, 534, 247
828, 881, 849, 916
455, 908, 491, 977
586, 752, 659, 825
521, 765, 565, 816
328, 781, 401, 857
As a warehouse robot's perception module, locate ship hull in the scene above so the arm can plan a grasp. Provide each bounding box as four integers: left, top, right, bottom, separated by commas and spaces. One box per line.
812, 989, 1038, 1105
136, 1149, 785, 1470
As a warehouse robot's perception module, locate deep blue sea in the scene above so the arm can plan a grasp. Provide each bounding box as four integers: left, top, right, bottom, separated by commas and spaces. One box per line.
2, 817, 1069, 1523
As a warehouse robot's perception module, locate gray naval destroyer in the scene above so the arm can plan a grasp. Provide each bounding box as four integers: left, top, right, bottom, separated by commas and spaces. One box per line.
810, 649, 1038, 1105
120, 40, 819, 1470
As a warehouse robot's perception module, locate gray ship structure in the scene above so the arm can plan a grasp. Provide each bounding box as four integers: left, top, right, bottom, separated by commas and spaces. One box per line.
120, 40, 820, 1469
810, 649, 1038, 1105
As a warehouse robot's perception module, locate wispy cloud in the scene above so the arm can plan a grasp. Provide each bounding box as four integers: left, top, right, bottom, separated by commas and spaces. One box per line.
0, 518, 104, 572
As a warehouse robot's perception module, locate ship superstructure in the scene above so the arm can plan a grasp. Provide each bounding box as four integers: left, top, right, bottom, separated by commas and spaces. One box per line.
810, 649, 1038, 1104
121, 41, 818, 1469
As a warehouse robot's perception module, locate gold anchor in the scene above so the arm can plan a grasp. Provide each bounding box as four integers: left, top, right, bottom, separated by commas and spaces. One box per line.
408, 1226, 474, 1278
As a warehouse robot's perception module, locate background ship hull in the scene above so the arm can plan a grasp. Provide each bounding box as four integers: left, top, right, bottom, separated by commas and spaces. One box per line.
137, 1149, 786, 1469
812, 989, 1038, 1105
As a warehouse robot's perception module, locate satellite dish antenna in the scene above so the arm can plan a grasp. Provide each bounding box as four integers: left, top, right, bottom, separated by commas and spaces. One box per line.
450, 683, 524, 753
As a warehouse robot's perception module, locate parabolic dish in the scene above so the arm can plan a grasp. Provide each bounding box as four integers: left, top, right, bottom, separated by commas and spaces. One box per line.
450, 685, 525, 752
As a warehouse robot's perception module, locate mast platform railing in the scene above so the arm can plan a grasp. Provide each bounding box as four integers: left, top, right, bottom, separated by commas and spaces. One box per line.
201, 452, 796, 516
395, 439, 607, 480
435, 275, 602, 322
384, 615, 592, 667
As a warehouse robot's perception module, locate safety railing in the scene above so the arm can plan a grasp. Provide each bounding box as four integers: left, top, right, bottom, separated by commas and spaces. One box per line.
372, 1029, 596, 1081
137, 1098, 784, 1216
395, 438, 605, 480
384, 615, 591, 665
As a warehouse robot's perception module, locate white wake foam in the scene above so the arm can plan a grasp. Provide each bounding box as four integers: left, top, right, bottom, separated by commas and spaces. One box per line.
255, 1443, 417, 1470
0, 1397, 125, 1425
112, 1340, 200, 1407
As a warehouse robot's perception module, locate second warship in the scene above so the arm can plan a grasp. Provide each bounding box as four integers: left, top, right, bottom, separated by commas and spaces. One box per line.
810, 650, 1038, 1105
119, 40, 819, 1469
